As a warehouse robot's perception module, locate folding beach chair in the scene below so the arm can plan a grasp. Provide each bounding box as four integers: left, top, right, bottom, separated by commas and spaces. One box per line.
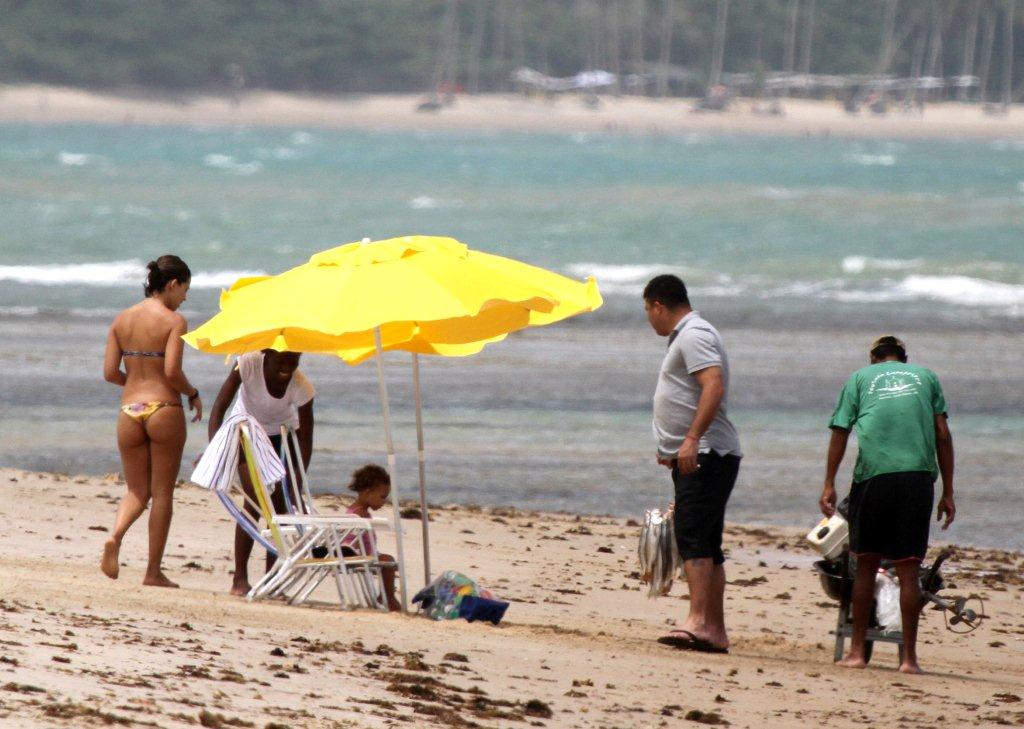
236, 424, 392, 610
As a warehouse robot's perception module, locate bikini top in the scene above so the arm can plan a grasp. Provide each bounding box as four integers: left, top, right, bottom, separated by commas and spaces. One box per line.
123, 350, 165, 357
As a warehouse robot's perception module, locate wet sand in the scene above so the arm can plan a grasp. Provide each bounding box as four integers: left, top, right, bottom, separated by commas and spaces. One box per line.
2, 85, 1023, 140
0, 468, 1022, 728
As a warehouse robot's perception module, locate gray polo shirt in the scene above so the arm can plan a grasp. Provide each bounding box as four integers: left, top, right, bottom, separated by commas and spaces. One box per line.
653, 311, 742, 458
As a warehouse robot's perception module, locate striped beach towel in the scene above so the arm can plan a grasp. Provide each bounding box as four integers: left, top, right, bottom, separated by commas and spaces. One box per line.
190, 413, 285, 493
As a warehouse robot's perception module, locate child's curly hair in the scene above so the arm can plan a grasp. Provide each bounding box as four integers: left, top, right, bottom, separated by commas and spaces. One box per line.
348, 464, 390, 493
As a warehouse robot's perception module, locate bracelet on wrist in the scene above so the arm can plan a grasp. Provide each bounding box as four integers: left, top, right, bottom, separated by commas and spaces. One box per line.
188, 390, 200, 401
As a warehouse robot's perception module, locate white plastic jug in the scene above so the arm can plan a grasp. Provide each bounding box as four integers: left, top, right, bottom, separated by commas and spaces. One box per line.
806, 513, 849, 560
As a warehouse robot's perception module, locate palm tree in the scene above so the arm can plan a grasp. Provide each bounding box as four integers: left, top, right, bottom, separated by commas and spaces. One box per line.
1003, 0, 1016, 109
978, 5, 997, 102
467, 0, 487, 94
709, 0, 729, 88
959, 0, 981, 101
656, 0, 674, 97
630, 0, 646, 93
782, 0, 799, 96
800, 0, 816, 78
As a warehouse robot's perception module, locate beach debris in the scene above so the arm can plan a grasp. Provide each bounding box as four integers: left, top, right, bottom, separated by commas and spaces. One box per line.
443, 652, 469, 663
404, 653, 430, 672
198, 708, 254, 727
524, 699, 553, 719
729, 576, 767, 587
270, 647, 286, 657
685, 709, 729, 725
638, 508, 681, 597
2, 682, 46, 694
42, 702, 134, 725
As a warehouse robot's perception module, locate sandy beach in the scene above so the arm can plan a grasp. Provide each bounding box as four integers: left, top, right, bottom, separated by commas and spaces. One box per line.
0, 468, 1021, 728
2, 84, 1023, 140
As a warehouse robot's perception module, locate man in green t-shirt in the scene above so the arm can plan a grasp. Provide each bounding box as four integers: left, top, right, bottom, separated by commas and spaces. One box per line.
819, 336, 955, 675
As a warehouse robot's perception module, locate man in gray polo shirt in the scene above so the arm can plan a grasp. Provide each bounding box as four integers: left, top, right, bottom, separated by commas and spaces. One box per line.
644, 274, 742, 654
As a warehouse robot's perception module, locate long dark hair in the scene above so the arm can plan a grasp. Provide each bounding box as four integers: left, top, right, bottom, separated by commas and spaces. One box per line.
144, 255, 191, 296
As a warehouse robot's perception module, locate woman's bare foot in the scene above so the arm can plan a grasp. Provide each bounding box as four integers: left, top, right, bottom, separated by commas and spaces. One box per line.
142, 572, 179, 588
898, 660, 923, 675
836, 654, 867, 669
230, 580, 252, 597
101, 539, 120, 579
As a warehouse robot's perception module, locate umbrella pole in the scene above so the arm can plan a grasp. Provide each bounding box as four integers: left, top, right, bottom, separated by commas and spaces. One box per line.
411, 353, 431, 584
374, 327, 408, 612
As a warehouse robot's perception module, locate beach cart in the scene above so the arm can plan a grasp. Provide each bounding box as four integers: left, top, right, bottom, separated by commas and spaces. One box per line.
813, 550, 986, 662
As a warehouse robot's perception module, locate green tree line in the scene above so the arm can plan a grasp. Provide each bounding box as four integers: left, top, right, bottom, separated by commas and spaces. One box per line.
0, 1, 1020, 100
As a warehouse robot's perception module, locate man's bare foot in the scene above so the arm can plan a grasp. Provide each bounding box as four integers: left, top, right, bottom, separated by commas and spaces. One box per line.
387, 599, 402, 612
836, 654, 867, 669
101, 539, 120, 579
230, 580, 252, 597
899, 661, 923, 675
142, 572, 179, 588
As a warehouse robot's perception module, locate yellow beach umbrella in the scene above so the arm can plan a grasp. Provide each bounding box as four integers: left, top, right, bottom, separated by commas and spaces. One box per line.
185, 235, 602, 607
185, 235, 601, 356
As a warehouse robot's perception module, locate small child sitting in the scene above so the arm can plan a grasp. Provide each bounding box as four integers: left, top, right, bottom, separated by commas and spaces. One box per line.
344, 464, 401, 612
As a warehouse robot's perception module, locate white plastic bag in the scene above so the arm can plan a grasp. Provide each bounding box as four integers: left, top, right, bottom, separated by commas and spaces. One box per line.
874, 572, 902, 634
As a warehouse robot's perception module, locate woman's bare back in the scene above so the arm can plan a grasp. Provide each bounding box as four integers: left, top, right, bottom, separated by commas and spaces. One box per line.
110, 300, 185, 404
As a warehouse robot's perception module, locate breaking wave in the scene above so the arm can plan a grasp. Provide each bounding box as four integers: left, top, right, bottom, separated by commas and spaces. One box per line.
841, 256, 922, 274
0, 260, 265, 289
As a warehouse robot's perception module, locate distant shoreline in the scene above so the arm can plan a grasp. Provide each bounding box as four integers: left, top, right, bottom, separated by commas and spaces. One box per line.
2, 84, 1023, 140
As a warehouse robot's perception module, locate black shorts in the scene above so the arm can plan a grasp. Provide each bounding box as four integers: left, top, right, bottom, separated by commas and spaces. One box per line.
239, 433, 293, 463
239, 432, 298, 516
848, 471, 934, 563
671, 451, 741, 565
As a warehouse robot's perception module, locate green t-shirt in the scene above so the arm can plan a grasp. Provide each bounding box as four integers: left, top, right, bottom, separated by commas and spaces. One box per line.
829, 362, 947, 483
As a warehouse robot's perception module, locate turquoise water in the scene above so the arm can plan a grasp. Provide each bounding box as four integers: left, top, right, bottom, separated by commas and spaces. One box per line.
2, 124, 1023, 322
1, 124, 1022, 550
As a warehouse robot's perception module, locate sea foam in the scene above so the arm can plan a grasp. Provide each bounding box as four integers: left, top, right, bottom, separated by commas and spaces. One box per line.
841, 256, 922, 274
57, 151, 105, 166
0, 260, 265, 289
203, 153, 262, 175
844, 153, 896, 167
565, 262, 667, 283
895, 275, 1024, 307
817, 275, 1024, 313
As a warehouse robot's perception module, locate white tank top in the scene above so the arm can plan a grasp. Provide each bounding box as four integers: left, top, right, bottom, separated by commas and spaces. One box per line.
229, 352, 315, 432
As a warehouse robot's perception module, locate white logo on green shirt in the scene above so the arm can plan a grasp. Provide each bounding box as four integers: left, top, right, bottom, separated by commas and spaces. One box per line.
868, 369, 923, 400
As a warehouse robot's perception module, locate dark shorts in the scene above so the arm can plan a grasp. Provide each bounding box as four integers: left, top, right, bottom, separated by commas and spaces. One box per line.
848, 471, 934, 562
239, 432, 291, 463
671, 451, 741, 565
238, 432, 298, 516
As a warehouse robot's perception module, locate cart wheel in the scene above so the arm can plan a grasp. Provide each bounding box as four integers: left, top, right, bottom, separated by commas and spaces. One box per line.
864, 640, 874, 663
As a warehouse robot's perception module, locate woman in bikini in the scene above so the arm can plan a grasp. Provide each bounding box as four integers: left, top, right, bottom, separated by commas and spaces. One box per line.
101, 255, 203, 588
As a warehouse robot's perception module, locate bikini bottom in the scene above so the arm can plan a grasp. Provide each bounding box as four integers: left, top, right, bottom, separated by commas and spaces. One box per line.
120, 401, 181, 424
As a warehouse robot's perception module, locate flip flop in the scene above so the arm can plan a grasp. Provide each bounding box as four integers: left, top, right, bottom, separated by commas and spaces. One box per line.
657, 629, 729, 654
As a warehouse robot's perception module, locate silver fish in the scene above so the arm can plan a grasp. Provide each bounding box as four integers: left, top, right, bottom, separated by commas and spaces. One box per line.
638, 507, 680, 597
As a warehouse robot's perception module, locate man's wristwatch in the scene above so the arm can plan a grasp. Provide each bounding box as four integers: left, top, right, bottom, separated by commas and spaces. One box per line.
188, 389, 200, 402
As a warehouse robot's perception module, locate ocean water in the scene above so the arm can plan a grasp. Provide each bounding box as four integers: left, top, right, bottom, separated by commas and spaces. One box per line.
2, 123, 1023, 551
